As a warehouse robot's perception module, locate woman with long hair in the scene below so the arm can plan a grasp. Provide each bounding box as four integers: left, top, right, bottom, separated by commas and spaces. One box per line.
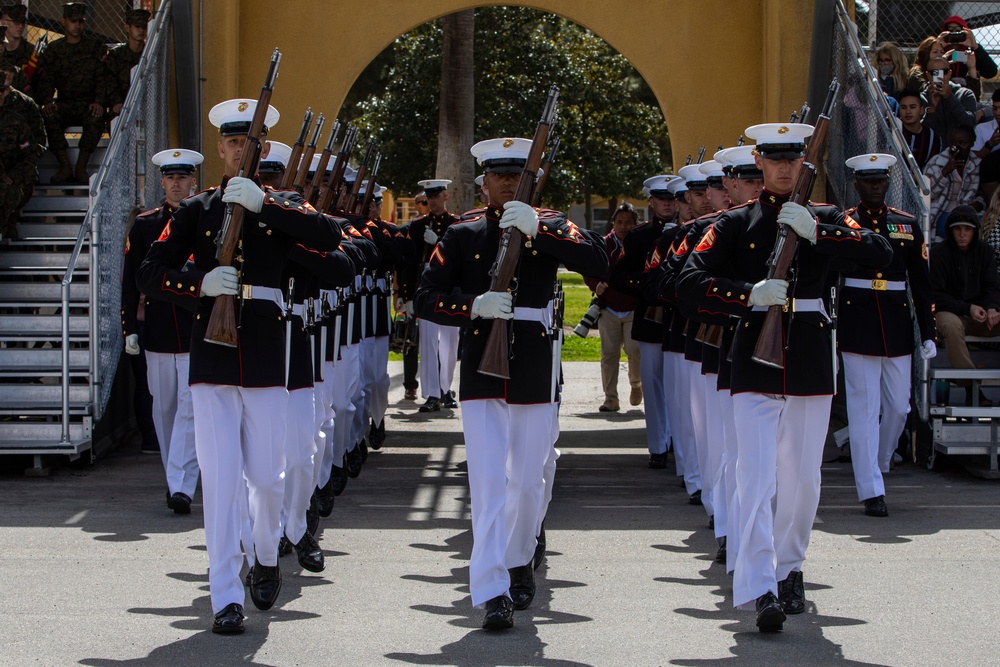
875, 42, 909, 97
908, 36, 945, 90
980, 187, 1000, 266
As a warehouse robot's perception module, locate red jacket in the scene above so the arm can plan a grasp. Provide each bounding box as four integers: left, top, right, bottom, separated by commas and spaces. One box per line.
585, 231, 637, 313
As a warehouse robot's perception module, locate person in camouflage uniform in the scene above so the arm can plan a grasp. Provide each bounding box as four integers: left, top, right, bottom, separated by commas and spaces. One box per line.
1, 4, 38, 94
33, 2, 105, 185
0, 59, 46, 239
97, 8, 148, 119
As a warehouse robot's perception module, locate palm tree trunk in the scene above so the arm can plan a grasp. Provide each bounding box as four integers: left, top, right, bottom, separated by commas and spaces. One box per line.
436, 10, 475, 214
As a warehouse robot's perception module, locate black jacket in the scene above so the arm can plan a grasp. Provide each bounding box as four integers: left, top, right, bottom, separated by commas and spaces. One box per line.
608, 217, 672, 344
930, 213, 1000, 316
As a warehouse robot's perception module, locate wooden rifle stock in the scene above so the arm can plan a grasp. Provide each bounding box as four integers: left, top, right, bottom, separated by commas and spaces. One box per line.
644, 305, 663, 323
204, 48, 281, 347
304, 117, 336, 203
280, 108, 313, 191
696, 323, 724, 347
530, 135, 560, 208
318, 125, 357, 214
479, 85, 559, 379
355, 153, 382, 216
751, 79, 840, 368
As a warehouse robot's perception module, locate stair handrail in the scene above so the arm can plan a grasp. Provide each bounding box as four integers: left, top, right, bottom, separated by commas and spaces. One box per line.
59, 219, 91, 444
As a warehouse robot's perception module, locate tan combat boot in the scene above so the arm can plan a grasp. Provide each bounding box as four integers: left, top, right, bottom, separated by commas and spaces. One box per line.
51, 150, 73, 184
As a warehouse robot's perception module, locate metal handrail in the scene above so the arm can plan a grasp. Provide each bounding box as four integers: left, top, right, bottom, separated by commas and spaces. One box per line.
58, 219, 91, 444
835, 0, 932, 422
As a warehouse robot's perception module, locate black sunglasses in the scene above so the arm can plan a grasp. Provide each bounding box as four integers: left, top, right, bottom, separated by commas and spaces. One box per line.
415, 199, 428, 205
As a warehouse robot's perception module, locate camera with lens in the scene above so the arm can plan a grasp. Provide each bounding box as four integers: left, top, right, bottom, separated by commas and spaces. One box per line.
573, 297, 602, 338
944, 30, 967, 44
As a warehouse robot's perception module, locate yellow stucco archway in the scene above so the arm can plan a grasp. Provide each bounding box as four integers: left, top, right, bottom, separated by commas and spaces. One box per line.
198, 0, 816, 186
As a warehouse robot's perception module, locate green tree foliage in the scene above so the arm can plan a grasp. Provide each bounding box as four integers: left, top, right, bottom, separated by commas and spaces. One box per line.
345, 7, 671, 216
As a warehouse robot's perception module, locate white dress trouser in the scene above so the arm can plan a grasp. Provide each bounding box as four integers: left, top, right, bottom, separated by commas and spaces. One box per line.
369, 335, 391, 426
731, 392, 832, 609
663, 351, 683, 475
702, 374, 727, 539
688, 361, 713, 516
637, 341, 668, 454
351, 336, 377, 447
145, 351, 198, 497
328, 345, 360, 468
537, 403, 561, 536
282, 387, 317, 544
462, 399, 556, 606
418, 319, 460, 399
843, 352, 911, 501
718, 388, 740, 572
672, 354, 701, 494
190, 384, 288, 614
312, 374, 332, 489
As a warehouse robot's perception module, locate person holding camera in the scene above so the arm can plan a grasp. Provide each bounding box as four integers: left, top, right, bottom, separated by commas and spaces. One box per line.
923, 124, 981, 241
938, 15, 998, 100
584, 202, 642, 413
922, 56, 978, 146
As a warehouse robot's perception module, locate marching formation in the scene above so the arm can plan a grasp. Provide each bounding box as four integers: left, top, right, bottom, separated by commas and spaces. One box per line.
117, 44, 937, 637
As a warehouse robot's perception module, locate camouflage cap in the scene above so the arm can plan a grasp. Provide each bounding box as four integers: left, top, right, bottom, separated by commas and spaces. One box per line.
1, 4, 27, 22
124, 8, 150, 25
63, 2, 87, 20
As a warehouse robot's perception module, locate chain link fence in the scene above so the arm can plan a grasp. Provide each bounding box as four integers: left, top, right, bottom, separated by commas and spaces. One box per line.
856, 0, 1000, 99
83, 0, 169, 417
15, 0, 151, 52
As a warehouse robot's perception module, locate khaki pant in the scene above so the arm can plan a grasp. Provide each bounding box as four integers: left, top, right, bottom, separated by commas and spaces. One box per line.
597, 309, 641, 401
935, 311, 1000, 370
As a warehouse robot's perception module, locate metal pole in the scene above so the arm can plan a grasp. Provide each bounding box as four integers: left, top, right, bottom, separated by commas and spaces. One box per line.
89, 214, 100, 420
59, 280, 70, 445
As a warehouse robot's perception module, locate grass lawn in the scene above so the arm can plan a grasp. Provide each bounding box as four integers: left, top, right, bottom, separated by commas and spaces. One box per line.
388, 269, 612, 362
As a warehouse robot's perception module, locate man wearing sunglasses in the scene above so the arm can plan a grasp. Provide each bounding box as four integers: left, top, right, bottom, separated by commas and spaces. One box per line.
0, 4, 33, 72
923, 56, 978, 145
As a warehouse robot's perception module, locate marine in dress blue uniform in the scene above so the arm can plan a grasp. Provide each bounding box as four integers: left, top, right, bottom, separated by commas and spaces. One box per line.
840, 153, 936, 517
677, 122, 893, 632
415, 137, 607, 630
136, 99, 342, 634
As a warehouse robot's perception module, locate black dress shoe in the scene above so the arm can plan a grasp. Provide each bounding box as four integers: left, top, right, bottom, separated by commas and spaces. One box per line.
778, 570, 805, 615
755, 591, 785, 632
369, 418, 386, 450
715, 537, 727, 564
358, 436, 369, 464
277, 535, 293, 557
305, 500, 320, 537
293, 530, 325, 572
167, 492, 192, 515
708, 515, 714, 530
689, 489, 703, 506
244, 567, 253, 588
441, 391, 458, 409
648, 452, 668, 469
212, 603, 245, 635
331, 460, 348, 496
864, 495, 889, 517
418, 395, 441, 413
249, 560, 282, 611
314, 479, 335, 517
508, 564, 535, 610
532, 524, 546, 571
482, 595, 514, 630
346, 444, 363, 478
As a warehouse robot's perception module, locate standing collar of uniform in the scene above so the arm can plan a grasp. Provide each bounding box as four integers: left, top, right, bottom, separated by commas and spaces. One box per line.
759, 189, 791, 208
649, 215, 668, 227
858, 202, 887, 219
430, 210, 452, 223
486, 205, 503, 219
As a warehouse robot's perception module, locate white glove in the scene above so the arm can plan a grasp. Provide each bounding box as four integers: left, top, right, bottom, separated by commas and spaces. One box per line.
200, 265, 239, 297
124, 333, 140, 356
403, 300, 414, 317
920, 339, 937, 360
499, 201, 539, 237
471, 291, 513, 320
747, 278, 789, 307
423, 227, 438, 245
777, 202, 817, 244
221, 176, 265, 213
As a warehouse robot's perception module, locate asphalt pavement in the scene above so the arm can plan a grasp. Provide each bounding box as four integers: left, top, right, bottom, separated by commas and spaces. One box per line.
0, 361, 997, 666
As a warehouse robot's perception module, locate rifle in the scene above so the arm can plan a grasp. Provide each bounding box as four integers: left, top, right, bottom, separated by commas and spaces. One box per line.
317, 124, 357, 214
280, 108, 313, 191
125, 119, 146, 234
297, 114, 328, 196
478, 84, 559, 379
355, 153, 382, 217
20, 32, 48, 93
204, 48, 281, 347
695, 145, 706, 164
342, 139, 375, 214
304, 116, 337, 203
530, 134, 560, 208
751, 78, 840, 368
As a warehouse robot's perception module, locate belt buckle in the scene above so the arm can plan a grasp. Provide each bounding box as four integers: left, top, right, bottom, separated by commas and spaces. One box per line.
241, 284, 253, 299
871, 279, 887, 291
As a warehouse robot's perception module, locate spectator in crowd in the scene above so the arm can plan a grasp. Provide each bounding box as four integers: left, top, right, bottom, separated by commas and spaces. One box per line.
930, 204, 1000, 405
33, 2, 106, 185
973, 91, 1000, 202
874, 42, 908, 111
98, 7, 149, 120
978, 187, 1000, 265
898, 90, 943, 170
0, 4, 32, 68
925, 124, 980, 240
0, 58, 45, 240
922, 56, 978, 144
938, 15, 998, 100
585, 202, 642, 413
907, 36, 945, 90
